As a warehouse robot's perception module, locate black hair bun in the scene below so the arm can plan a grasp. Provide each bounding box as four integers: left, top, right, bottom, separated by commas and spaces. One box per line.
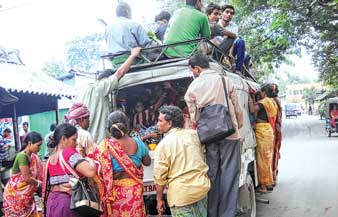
111, 128, 123, 139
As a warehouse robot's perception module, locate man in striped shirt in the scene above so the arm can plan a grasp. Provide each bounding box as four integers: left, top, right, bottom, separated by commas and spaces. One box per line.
0, 128, 11, 162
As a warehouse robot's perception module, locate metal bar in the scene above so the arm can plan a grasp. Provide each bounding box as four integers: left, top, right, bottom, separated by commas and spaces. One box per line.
112, 90, 118, 111
12, 104, 20, 151
154, 47, 167, 62
101, 38, 209, 60
102, 58, 106, 70
55, 98, 59, 125
139, 53, 152, 63
100, 38, 256, 81
256, 197, 270, 204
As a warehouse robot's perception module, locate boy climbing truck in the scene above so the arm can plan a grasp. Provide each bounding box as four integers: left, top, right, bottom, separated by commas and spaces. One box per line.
101, 38, 259, 216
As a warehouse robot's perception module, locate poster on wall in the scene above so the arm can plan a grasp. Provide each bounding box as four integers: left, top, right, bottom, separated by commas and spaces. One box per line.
0, 116, 29, 147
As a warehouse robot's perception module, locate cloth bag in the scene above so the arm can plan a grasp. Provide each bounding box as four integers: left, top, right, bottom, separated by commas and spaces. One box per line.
59, 152, 102, 217
197, 75, 235, 144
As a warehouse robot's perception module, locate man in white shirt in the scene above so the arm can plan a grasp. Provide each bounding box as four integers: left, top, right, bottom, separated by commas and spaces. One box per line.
219, 5, 246, 74
64, 103, 95, 156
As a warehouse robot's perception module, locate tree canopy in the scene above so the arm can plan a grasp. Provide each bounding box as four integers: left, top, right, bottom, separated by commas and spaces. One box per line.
61, 0, 337, 89
65, 33, 104, 72
42, 60, 66, 78
161, 0, 337, 88
229, 0, 337, 88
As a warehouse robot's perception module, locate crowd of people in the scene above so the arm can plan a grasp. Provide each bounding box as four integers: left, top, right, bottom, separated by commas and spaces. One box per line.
105, 0, 246, 74
1, 54, 283, 217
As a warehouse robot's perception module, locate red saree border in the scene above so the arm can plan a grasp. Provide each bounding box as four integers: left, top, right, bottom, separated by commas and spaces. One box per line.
106, 138, 143, 184
259, 97, 278, 129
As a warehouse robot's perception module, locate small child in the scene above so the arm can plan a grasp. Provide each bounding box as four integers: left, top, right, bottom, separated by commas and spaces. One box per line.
133, 102, 150, 130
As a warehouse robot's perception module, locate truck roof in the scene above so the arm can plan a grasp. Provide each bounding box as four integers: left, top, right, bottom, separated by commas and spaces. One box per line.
102, 38, 258, 87
118, 59, 260, 91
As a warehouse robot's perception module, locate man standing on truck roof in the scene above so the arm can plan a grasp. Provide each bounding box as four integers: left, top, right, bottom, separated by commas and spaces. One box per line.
164, 0, 211, 58
105, 2, 151, 66
185, 53, 243, 217
154, 105, 210, 217
80, 47, 141, 144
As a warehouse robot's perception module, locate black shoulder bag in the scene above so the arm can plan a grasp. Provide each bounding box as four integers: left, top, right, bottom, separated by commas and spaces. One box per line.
197, 75, 236, 144
59, 152, 102, 217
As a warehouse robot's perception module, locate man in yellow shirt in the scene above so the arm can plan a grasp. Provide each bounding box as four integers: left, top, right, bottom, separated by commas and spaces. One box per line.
153, 105, 210, 217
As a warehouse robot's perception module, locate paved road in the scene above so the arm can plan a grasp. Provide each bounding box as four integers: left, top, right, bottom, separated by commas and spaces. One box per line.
257, 114, 338, 217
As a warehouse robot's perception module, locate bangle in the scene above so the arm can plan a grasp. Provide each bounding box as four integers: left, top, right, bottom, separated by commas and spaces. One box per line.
33, 178, 42, 188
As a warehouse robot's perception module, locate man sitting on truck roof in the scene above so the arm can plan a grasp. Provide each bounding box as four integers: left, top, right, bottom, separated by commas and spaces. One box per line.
206, 3, 224, 42
105, 2, 151, 66
218, 5, 246, 74
163, 0, 211, 58
80, 47, 141, 144
154, 11, 171, 42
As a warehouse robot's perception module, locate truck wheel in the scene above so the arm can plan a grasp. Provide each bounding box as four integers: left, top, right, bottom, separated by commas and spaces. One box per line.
238, 174, 256, 217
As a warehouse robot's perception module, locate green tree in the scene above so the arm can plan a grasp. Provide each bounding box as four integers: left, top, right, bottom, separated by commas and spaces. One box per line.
302, 87, 317, 107
230, 0, 337, 88
160, 0, 337, 89
42, 61, 66, 78
65, 33, 104, 72
286, 72, 311, 85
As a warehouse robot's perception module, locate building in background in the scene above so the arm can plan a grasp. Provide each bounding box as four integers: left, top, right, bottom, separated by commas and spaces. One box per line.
285, 83, 326, 114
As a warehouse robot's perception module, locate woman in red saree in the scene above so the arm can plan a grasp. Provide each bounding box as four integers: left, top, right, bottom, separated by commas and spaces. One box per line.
90, 111, 151, 217
249, 84, 278, 193
330, 105, 338, 127
3, 132, 43, 217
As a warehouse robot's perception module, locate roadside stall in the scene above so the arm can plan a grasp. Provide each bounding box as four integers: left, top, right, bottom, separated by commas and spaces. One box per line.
0, 61, 75, 214
0, 62, 75, 151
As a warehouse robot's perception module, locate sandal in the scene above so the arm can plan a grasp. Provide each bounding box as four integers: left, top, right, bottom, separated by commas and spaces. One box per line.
256, 185, 267, 193
266, 185, 274, 191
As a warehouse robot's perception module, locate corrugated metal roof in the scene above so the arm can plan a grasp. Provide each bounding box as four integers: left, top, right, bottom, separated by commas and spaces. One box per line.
0, 63, 76, 98
314, 90, 337, 101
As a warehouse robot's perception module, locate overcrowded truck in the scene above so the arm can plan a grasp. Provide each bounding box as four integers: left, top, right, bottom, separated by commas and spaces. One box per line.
101, 39, 260, 216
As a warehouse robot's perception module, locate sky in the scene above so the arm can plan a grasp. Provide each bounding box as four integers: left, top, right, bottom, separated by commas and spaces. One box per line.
280, 48, 319, 82
0, 0, 161, 71
0, 0, 319, 81
279, 50, 319, 81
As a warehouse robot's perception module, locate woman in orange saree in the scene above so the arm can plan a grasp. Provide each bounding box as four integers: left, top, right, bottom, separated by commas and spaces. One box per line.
3, 132, 43, 217
90, 111, 151, 217
249, 84, 278, 193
